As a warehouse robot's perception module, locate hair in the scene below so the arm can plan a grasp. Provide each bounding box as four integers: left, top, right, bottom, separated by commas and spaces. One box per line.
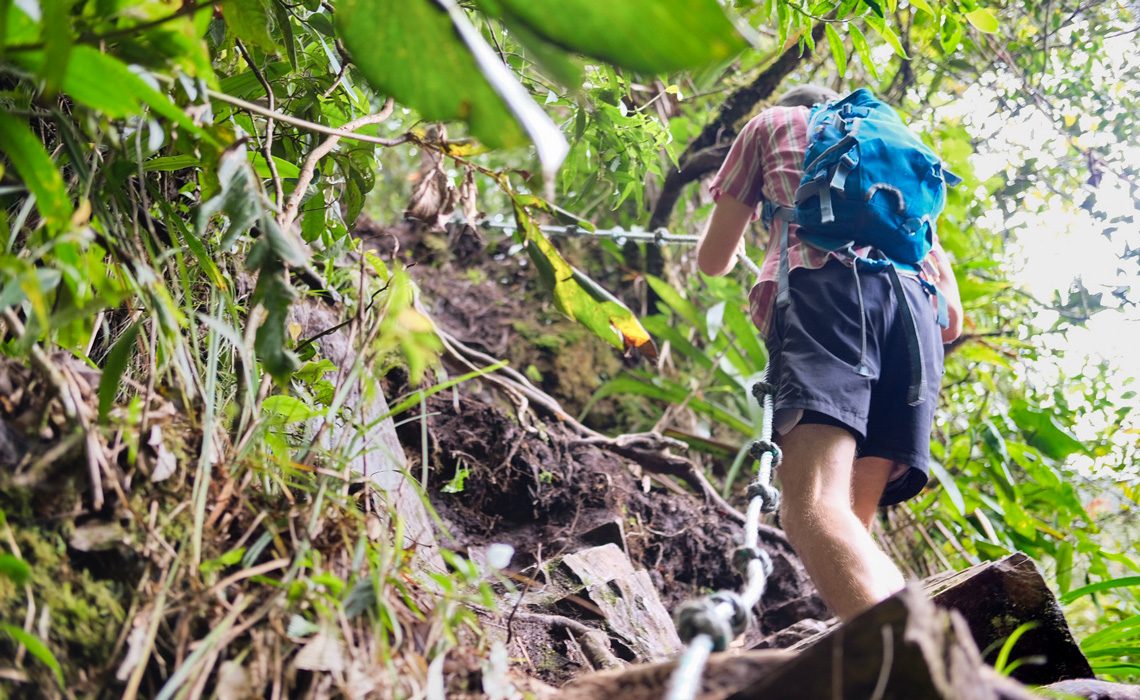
776, 85, 840, 108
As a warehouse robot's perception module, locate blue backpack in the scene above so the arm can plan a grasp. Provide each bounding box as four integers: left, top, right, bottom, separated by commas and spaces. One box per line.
768, 89, 960, 406
793, 88, 961, 267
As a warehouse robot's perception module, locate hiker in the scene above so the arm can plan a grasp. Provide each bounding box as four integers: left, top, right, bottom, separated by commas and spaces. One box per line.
696, 85, 964, 621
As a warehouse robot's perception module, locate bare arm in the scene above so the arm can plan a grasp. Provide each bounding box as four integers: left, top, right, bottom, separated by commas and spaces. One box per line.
928, 242, 963, 344
697, 194, 755, 276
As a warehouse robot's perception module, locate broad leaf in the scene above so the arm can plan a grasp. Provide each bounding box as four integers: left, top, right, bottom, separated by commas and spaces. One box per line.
337, 0, 568, 177
964, 8, 999, 34
98, 320, 141, 422
1009, 400, 1090, 461
0, 624, 63, 686
512, 200, 657, 360
0, 554, 30, 586
0, 112, 73, 228
475, 0, 747, 73
825, 24, 848, 78
228, 0, 278, 54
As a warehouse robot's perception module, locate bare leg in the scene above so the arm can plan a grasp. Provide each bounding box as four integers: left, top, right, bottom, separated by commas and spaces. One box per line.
851, 456, 895, 529
777, 424, 905, 620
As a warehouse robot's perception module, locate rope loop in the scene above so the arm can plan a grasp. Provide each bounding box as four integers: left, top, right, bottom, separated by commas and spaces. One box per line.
749, 439, 783, 469
750, 380, 777, 401
746, 479, 781, 513
732, 545, 773, 579
674, 598, 734, 651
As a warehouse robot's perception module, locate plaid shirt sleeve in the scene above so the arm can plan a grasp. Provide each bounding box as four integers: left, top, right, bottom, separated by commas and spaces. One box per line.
709, 116, 767, 213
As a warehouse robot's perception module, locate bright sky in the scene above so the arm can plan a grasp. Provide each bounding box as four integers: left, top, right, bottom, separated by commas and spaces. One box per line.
935, 27, 1140, 478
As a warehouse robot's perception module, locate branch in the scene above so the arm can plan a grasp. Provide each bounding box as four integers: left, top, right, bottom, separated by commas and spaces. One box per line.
206, 88, 412, 150
278, 99, 395, 231
647, 23, 827, 230
235, 38, 284, 208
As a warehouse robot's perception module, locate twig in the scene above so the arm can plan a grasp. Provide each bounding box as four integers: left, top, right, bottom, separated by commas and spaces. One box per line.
207, 89, 411, 151
499, 611, 624, 670
236, 38, 284, 207
279, 99, 395, 231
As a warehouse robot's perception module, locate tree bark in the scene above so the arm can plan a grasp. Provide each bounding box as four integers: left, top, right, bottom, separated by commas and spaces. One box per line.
645, 24, 828, 234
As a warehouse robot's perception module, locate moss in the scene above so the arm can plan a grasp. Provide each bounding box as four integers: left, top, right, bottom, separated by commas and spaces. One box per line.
0, 522, 128, 685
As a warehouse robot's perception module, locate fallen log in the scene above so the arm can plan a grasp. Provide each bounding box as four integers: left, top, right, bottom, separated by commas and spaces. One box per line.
730, 584, 1034, 700
925, 553, 1093, 685
556, 584, 1044, 700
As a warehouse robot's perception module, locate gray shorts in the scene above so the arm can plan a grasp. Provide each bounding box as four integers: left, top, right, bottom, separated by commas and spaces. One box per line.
766, 259, 945, 506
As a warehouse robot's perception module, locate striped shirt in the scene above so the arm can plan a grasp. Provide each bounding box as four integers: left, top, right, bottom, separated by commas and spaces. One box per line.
710, 106, 878, 334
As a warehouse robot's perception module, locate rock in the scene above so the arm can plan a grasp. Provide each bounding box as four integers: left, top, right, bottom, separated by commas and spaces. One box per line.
925, 553, 1093, 685
290, 300, 444, 574
556, 544, 682, 662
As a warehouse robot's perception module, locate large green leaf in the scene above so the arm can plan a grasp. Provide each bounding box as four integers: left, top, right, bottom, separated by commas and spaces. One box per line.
22, 46, 217, 144
1009, 400, 1090, 461
337, 0, 568, 176
0, 112, 74, 228
475, 0, 747, 74
511, 199, 656, 360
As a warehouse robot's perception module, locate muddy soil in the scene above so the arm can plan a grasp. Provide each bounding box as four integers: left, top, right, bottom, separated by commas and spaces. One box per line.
369, 218, 827, 686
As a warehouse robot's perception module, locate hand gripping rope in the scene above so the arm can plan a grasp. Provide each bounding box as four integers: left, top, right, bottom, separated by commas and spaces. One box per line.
665, 374, 782, 700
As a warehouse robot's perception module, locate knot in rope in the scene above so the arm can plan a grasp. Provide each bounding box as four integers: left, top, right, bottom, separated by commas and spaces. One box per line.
748, 439, 782, 467
751, 380, 776, 401
746, 480, 781, 513
654, 227, 668, 245
732, 545, 773, 578
673, 591, 750, 651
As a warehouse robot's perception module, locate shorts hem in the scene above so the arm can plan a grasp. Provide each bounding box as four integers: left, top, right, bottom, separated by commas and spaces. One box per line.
776, 394, 868, 441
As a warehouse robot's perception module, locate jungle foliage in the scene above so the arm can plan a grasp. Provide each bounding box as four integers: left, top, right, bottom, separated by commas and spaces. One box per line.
0, 0, 1137, 693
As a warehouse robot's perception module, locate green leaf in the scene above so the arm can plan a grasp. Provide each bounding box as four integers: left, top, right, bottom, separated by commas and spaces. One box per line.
512, 200, 657, 360
0, 112, 74, 228
338, 0, 568, 178
47, 46, 216, 144
476, 0, 747, 73
939, 14, 963, 52
98, 320, 141, 422
908, 0, 934, 16
645, 274, 702, 330
1059, 576, 1140, 606
0, 624, 63, 686
825, 24, 848, 78
867, 17, 909, 58
929, 460, 965, 516
39, 0, 72, 95
0, 554, 31, 586
964, 8, 999, 33
250, 152, 301, 180
228, 0, 277, 53
262, 395, 319, 424
1009, 400, 1089, 461
849, 24, 879, 80
251, 264, 300, 381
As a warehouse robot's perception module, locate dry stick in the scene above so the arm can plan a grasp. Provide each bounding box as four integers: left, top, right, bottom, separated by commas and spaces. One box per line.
278, 99, 396, 231
208, 89, 412, 151
236, 38, 284, 208
0, 309, 105, 507
504, 611, 624, 670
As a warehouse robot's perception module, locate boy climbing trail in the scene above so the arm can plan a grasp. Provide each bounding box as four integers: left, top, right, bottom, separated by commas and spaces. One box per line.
696, 85, 965, 621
